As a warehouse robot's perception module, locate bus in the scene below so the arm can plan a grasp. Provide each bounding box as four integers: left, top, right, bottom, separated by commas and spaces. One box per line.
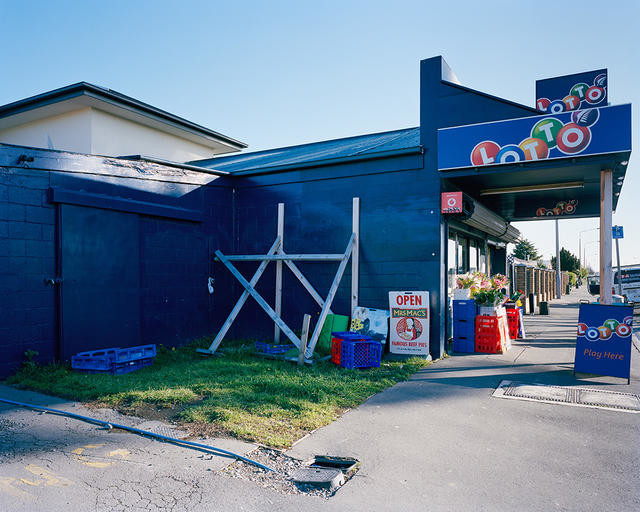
614, 266, 640, 303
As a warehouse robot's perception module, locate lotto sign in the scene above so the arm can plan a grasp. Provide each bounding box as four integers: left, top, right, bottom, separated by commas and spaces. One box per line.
574, 304, 633, 380
437, 104, 631, 171
536, 69, 607, 113
389, 291, 429, 356
441, 192, 462, 213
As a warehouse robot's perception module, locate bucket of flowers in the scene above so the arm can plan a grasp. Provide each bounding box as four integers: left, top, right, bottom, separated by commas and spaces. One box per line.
473, 274, 509, 315
454, 272, 481, 299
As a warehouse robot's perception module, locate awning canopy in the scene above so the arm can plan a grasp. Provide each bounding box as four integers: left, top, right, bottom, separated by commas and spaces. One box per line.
442, 152, 630, 221
437, 104, 631, 222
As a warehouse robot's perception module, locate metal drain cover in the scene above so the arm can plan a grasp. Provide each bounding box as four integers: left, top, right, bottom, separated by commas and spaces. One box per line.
134, 420, 190, 439
493, 381, 640, 413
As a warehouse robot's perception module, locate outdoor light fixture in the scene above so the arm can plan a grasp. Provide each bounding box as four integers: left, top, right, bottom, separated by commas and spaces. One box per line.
620, 161, 629, 166
479, 181, 584, 196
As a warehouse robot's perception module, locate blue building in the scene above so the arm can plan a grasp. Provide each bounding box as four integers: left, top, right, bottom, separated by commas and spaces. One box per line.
0, 57, 631, 376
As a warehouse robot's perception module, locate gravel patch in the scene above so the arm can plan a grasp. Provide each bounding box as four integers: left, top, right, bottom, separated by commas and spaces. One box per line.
219, 447, 358, 499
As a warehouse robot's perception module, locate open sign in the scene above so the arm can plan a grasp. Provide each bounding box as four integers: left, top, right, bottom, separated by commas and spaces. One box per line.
389, 291, 429, 356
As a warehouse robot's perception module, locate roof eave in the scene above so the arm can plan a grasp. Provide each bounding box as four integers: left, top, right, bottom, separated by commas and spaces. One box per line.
0, 82, 247, 150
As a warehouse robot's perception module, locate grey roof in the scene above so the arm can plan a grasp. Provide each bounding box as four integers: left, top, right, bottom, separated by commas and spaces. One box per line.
0, 82, 247, 150
191, 127, 421, 173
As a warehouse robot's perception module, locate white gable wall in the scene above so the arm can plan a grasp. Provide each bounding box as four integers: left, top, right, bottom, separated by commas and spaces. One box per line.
0, 108, 93, 153
0, 106, 229, 161
88, 108, 216, 162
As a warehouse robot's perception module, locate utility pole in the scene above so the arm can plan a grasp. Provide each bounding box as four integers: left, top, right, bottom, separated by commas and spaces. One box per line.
555, 219, 561, 299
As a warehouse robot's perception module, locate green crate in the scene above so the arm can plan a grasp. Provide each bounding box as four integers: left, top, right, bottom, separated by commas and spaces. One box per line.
316, 314, 349, 355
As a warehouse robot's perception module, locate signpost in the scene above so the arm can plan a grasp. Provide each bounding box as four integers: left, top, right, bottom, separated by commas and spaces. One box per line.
613, 225, 623, 296
574, 304, 633, 382
389, 291, 429, 356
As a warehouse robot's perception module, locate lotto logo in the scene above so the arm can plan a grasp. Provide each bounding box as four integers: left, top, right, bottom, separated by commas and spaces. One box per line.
537, 74, 606, 113
577, 317, 632, 341
470, 109, 599, 166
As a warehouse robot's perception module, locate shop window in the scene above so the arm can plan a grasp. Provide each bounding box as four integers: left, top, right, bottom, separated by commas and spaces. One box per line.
479, 242, 487, 274
457, 236, 468, 274
469, 239, 478, 273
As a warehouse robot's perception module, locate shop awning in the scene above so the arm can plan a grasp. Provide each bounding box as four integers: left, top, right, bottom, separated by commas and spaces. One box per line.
437, 104, 631, 222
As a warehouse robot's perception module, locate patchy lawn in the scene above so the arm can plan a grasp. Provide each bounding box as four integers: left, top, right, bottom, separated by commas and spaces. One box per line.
7, 340, 430, 448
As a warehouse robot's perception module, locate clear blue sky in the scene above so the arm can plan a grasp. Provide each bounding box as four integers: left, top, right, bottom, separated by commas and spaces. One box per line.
1, 0, 638, 265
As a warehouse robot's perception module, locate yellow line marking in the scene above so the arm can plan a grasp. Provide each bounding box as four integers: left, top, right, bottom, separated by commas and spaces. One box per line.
0, 476, 34, 499
108, 449, 130, 459
19, 478, 40, 486
25, 465, 73, 487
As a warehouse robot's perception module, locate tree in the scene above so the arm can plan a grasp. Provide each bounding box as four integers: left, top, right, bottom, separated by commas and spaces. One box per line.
512, 239, 541, 261
551, 248, 580, 273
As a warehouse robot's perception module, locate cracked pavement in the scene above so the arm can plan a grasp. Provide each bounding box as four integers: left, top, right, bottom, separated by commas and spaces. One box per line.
0, 386, 324, 512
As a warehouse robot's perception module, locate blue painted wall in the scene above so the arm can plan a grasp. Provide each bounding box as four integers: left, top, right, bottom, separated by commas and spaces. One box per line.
0, 146, 235, 376
0, 56, 543, 375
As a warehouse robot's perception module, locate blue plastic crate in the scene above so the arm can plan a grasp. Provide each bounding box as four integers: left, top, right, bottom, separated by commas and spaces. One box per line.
75, 357, 154, 375
453, 319, 476, 337
71, 344, 156, 372
453, 336, 475, 353
113, 344, 156, 362
340, 340, 381, 369
254, 341, 295, 354
71, 348, 120, 371
111, 357, 154, 375
331, 332, 371, 341
453, 300, 477, 320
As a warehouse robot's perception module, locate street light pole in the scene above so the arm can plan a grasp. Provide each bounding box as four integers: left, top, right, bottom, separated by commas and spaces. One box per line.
579, 227, 599, 269
556, 219, 562, 298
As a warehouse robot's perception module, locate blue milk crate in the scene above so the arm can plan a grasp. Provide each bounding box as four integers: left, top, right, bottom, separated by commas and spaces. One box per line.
453, 336, 475, 353
111, 357, 154, 375
453, 300, 477, 320
71, 344, 156, 372
113, 344, 156, 363
453, 318, 476, 338
340, 339, 381, 369
71, 347, 120, 371
254, 341, 295, 354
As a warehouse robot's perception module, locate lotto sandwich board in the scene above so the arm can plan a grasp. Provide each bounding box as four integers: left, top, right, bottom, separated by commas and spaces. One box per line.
574, 304, 633, 381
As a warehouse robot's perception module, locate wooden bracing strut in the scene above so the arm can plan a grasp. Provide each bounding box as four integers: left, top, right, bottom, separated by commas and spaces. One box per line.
197, 199, 360, 359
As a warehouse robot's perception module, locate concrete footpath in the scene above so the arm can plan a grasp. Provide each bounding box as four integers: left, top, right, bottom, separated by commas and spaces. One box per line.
1, 287, 639, 511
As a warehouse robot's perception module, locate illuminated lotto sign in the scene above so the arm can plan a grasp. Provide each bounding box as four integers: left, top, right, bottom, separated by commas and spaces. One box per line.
437, 104, 631, 171
389, 291, 429, 356
536, 69, 607, 113
574, 304, 633, 380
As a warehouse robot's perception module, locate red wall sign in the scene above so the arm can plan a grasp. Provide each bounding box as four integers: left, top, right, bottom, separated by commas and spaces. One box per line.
441, 192, 462, 213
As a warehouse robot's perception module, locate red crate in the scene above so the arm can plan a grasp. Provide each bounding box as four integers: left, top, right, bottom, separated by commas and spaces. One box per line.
331, 337, 342, 364
505, 308, 520, 339
475, 335, 503, 353
475, 315, 506, 353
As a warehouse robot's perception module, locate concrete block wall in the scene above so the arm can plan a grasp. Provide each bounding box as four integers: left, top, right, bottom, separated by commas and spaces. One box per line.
0, 167, 57, 376
0, 147, 236, 378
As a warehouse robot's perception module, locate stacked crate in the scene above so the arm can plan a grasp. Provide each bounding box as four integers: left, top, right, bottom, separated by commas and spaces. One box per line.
331, 332, 380, 368
71, 344, 156, 375
452, 300, 476, 353
475, 315, 508, 353
505, 308, 520, 340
